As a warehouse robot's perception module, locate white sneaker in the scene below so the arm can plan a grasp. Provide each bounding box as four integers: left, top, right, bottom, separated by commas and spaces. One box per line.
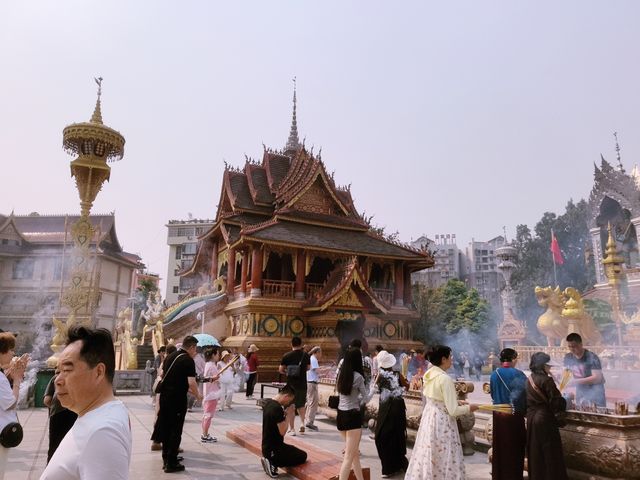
201, 434, 217, 443
287, 429, 296, 436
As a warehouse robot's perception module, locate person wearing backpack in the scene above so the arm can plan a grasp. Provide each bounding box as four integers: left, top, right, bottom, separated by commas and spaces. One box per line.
279, 337, 310, 435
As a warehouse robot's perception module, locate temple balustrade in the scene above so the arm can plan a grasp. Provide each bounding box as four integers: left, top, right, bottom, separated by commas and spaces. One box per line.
262, 279, 295, 298
305, 282, 324, 299
372, 287, 394, 305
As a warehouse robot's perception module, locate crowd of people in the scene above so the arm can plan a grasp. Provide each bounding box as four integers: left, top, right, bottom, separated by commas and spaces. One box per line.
0, 325, 607, 479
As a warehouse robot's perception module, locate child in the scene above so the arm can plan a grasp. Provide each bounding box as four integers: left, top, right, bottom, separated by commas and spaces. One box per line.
218, 350, 237, 411
201, 348, 221, 443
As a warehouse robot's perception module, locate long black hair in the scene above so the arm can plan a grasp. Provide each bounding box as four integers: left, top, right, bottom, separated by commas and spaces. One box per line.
337, 348, 364, 395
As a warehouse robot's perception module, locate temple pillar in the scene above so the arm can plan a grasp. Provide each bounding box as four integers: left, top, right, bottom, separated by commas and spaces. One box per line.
394, 262, 404, 307
295, 249, 306, 299
240, 250, 249, 298
226, 247, 236, 299
403, 267, 412, 306
251, 245, 263, 297
209, 241, 218, 281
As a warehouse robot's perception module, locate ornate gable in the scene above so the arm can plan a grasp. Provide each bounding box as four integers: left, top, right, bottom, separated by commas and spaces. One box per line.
0, 217, 26, 245
290, 176, 344, 216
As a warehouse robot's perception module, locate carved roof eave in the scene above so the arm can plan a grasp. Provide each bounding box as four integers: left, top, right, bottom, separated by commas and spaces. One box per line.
304, 261, 389, 313
232, 234, 431, 265
0, 215, 30, 244
272, 213, 368, 232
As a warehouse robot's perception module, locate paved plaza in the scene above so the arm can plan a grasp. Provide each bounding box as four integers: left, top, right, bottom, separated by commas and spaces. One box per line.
8, 385, 492, 480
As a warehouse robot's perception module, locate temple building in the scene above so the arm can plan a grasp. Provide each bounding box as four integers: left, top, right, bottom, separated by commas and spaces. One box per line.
586, 145, 640, 308
0, 212, 141, 349
163, 88, 433, 370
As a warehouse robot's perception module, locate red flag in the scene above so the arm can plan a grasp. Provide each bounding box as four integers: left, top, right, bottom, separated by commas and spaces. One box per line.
550, 230, 564, 265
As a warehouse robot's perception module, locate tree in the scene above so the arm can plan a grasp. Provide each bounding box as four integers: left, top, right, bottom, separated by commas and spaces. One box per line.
510, 199, 596, 343
414, 279, 495, 352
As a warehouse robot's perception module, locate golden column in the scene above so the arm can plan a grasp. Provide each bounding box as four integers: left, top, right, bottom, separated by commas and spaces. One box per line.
602, 222, 627, 346
47, 78, 125, 367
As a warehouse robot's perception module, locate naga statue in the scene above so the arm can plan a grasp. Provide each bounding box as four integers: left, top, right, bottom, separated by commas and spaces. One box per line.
535, 286, 568, 346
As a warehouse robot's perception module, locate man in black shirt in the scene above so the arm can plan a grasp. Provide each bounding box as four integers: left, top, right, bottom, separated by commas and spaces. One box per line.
156, 336, 202, 473
261, 385, 307, 477
279, 336, 310, 435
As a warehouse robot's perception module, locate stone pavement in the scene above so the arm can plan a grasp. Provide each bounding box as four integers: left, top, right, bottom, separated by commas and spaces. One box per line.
7, 387, 491, 480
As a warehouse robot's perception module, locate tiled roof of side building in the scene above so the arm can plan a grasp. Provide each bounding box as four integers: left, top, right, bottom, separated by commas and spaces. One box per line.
263, 152, 291, 191
241, 220, 431, 262
245, 164, 275, 205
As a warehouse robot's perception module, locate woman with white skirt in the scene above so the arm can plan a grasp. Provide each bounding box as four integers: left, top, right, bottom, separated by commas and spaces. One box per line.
405, 345, 478, 480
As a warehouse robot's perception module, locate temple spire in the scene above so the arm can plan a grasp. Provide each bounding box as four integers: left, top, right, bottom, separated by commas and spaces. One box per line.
90, 76, 104, 124
614, 131, 625, 173
285, 77, 301, 152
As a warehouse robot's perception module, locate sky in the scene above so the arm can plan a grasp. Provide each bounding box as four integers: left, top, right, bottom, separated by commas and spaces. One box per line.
2, 1, 640, 296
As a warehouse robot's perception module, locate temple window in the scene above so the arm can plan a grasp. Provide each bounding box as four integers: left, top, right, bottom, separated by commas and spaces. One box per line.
305, 256, 334, 284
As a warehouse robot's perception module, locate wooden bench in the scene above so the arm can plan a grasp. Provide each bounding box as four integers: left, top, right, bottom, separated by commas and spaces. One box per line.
227, 424, 370, 480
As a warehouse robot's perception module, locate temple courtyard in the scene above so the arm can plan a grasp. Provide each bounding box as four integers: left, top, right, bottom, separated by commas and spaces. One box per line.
9, 386, 493, 480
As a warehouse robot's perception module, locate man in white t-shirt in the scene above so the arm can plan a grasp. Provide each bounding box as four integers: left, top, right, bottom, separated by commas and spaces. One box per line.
40, 326, 132, 480
304, 346, 322, 431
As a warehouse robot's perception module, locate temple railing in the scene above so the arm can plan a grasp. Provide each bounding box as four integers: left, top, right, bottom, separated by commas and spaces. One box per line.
233, 281, 252, 294
263, 280, 295, 298
305, 282, 324, 299
372, 288, 394, 305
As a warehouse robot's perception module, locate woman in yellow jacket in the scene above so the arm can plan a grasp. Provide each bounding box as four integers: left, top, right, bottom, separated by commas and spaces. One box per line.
405, 345, 478, 480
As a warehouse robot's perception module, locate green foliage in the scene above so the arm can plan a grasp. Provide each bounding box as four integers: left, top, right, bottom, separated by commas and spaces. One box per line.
413, 279, 494, 350
510, 199, 596, 342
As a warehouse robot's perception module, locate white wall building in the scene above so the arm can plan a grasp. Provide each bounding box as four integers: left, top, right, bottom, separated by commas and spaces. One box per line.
165, 218, 215, 305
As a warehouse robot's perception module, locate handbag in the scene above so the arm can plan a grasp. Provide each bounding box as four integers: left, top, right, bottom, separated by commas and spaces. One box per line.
0, 421, 23, 448
154, 353, 186, 394
328, 394, 339, 409
528, 376, 567, 427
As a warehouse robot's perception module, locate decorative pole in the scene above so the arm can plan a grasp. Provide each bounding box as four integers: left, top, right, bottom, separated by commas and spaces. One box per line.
47, 78, 125, 368
602, 222, 626, 346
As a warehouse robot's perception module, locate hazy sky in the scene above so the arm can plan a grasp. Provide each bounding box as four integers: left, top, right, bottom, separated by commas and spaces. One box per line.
2, 1, 640, 295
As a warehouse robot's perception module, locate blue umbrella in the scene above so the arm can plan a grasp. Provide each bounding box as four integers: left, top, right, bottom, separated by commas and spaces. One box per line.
193, 333, 220, 347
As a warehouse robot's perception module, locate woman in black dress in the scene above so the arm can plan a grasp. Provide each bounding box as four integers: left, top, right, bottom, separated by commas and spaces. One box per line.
526, 352, 568, 480
372, 350, 409, 478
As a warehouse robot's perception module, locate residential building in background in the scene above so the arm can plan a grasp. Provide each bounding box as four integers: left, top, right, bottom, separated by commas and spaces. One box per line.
461, 236, 506, 309
0, 213, 142, 349
165, 218, 215, 305
411, 234, 461, 288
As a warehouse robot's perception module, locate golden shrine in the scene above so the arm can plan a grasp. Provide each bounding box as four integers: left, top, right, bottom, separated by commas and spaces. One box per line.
164, 86, 433, 375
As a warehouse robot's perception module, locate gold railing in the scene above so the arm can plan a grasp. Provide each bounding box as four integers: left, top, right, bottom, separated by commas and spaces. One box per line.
372, 288, 394, 305
263, 280, 295, 298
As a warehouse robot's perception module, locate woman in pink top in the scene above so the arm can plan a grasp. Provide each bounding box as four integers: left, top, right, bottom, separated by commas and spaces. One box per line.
200, 348, 221, 443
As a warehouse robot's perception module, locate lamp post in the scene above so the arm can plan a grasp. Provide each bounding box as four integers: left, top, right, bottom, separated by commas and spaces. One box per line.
47, 78, 125, 368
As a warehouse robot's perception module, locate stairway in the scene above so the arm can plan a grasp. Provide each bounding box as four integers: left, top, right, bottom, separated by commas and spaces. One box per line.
137, 344, 155, 370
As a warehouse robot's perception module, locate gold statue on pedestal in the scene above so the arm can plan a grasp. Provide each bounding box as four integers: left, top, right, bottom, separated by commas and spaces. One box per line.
115, 307, 138, 370
141, 290, 165, 354
535, 286, 602, 345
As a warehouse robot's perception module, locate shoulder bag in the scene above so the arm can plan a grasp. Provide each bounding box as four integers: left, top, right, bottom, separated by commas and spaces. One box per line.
286, 353, 305, 379
154, 353, 186, 394
0, 415, 23, 448
528, 376, 567, 427
495, 369, 515, 414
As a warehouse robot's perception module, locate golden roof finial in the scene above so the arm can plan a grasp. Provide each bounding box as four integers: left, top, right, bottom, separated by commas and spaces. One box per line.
90, 77, 103, 124
603, 222, 624, 266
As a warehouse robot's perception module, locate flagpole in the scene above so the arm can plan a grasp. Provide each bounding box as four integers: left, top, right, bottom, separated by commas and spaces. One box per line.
551, 229, 558, 286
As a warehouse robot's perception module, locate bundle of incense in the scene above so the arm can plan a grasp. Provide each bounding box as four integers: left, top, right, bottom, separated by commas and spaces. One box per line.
218, 354, 241, 375
478, 404, 513, 414
559, 368, 572, 392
